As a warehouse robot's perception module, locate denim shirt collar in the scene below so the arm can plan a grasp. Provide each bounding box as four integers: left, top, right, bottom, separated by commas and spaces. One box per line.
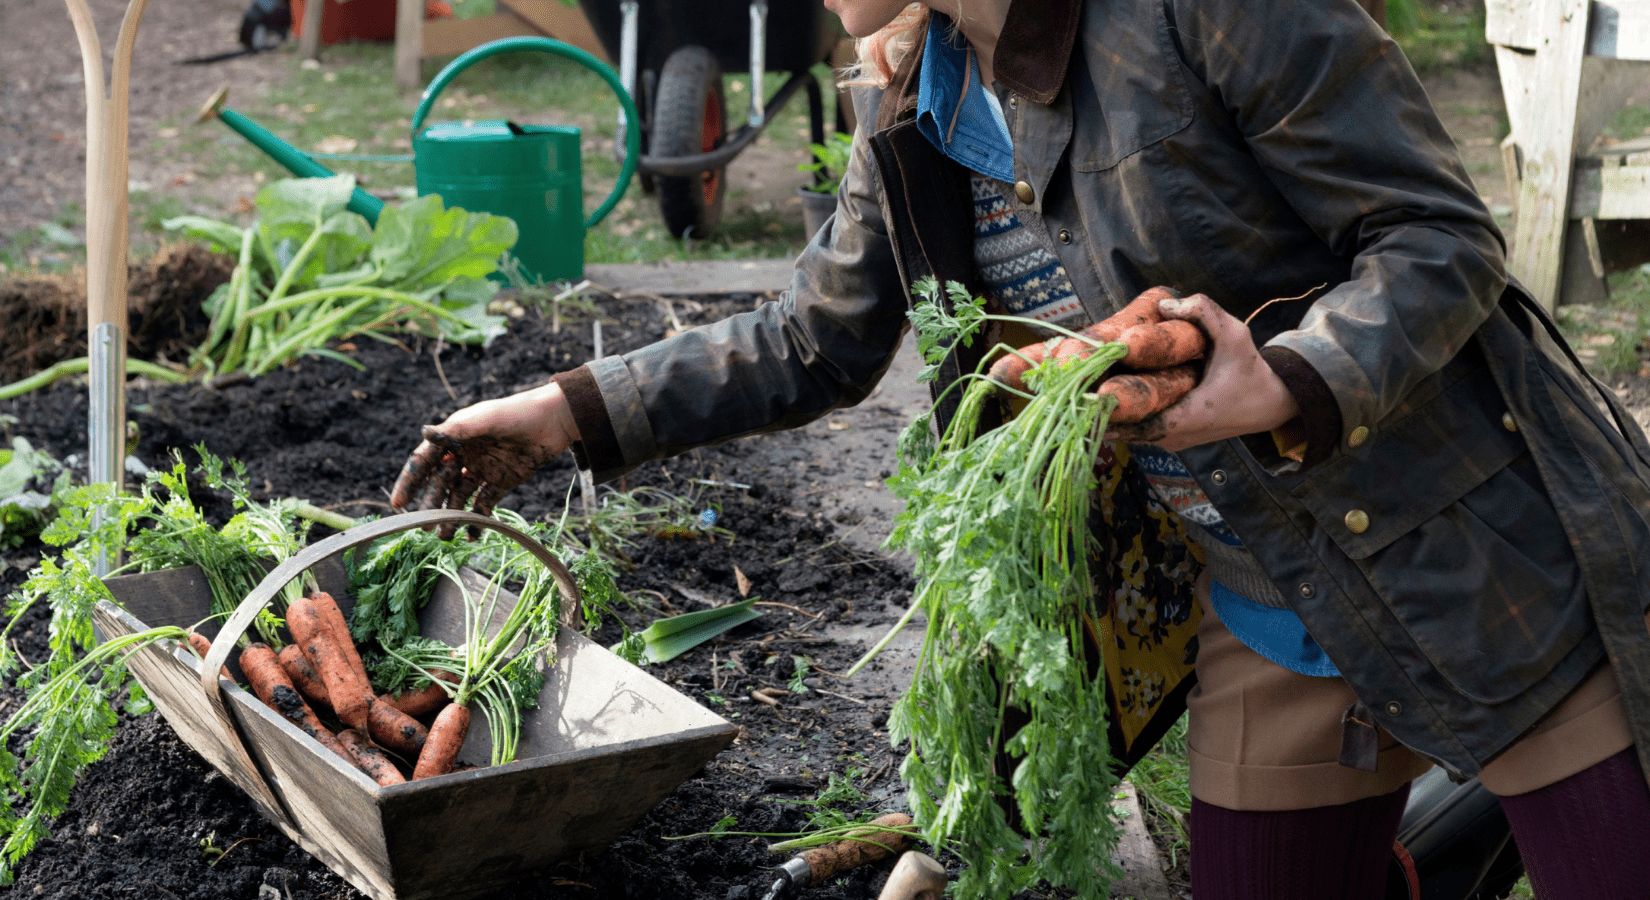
915, 13, 1014, 181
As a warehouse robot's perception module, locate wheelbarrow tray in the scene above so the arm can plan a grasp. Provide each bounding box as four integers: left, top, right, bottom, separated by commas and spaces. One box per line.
96, 556, 738, 900
578, 0, 838, 75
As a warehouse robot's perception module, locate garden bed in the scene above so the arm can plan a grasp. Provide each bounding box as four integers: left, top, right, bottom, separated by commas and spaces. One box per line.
0, 289, 931, 900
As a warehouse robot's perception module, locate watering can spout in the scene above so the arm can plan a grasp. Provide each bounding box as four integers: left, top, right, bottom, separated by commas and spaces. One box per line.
196, 85, 386, 225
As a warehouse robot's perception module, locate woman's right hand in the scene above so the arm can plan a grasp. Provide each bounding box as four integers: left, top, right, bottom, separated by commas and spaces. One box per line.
389, 381, 581, 538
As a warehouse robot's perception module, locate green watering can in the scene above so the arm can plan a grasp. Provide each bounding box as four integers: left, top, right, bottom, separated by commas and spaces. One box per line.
412, 36, 640, 281
204, 36, 640, 282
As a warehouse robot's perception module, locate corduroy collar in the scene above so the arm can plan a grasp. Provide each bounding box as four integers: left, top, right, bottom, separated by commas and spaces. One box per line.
994, 0, 1082, 105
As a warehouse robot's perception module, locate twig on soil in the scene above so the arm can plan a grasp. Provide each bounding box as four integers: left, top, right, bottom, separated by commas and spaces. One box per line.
206, 836, 266, 867
712, 650, 729, 692
862, 757, 896, 789
431, 336, 457, 402
754, 601, 821, 620
809, 686, 868, 706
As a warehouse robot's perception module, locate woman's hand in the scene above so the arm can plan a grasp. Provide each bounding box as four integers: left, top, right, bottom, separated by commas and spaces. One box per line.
390, 381, 581, 538
1105, 294, 1301, 451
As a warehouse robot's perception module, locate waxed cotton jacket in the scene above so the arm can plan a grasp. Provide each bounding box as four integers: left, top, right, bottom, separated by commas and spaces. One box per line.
554, 0, 1650, 780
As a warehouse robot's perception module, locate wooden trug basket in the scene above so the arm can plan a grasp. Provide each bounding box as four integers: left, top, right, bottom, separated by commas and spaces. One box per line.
95, 509, 738, 900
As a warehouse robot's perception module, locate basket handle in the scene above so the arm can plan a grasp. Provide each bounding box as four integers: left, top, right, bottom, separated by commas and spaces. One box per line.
201, 509, 581, 704
409, 36, 642, 229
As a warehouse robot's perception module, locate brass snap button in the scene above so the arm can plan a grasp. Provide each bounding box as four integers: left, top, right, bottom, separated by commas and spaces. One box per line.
1344, 509, 1370, 534
1347, 425, 1370, 448
1385, 701, 1403, 716
1502, 412, 1518, 432
1008, 95, 1018, 110
1210, 469, 1227, 485
1058, 228, 1072, 244
1299, 583, 1316, 599
1014, 181, 1035, 204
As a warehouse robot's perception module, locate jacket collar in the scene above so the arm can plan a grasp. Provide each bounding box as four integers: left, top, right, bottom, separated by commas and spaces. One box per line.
876, 0, 1080, 132
995, 0, 1082, 105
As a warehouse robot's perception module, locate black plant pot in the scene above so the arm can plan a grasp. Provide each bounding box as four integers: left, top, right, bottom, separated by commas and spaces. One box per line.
798, 187, 838, 242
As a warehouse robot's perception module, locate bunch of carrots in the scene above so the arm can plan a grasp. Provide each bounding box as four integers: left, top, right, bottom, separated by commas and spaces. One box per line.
187, 591, 466, 786
988, 286, 1207, 421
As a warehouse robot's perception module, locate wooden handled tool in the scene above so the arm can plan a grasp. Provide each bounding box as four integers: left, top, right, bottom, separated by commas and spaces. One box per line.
759, 813, 914, 900
877, 852, 947, 900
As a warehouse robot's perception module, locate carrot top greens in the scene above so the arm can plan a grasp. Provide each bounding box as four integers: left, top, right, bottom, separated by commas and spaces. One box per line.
880, 278, 1130, 898
0, 447, 306, 885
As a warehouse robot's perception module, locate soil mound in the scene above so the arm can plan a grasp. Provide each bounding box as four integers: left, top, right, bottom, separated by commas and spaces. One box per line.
0, 243, 231, 384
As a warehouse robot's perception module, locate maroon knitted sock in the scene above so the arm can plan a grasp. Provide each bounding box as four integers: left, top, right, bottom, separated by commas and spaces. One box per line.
1497, 747, 1650, 900
1189, 786, 1409, 900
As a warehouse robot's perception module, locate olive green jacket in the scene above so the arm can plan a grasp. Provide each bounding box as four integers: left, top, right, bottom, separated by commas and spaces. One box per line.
555, 0, 1650, 780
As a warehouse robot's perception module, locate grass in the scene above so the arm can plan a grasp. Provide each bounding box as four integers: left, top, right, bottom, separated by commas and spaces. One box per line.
1390, 0, 1494, 72
0, 204, 85, 276
1556, 264, 1650, 377
1600, 104, 1650, 146
5, 0, 1497, 280
1125, 713, 1192, 873
163, 41, 834, 269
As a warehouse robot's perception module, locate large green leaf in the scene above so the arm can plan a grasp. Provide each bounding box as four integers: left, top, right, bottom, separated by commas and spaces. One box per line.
160, 216, 247, 255
369, 193, 518, 292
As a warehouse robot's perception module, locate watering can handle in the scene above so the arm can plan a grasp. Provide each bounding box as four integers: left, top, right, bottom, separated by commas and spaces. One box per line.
411, 36, 642, 230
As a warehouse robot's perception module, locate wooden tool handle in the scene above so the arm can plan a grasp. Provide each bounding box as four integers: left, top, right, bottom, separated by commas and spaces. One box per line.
800, 813, 914, 881
877, 852, 947, 900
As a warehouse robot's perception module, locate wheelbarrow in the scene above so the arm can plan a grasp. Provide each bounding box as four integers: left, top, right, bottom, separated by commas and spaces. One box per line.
577, 0, 844, 239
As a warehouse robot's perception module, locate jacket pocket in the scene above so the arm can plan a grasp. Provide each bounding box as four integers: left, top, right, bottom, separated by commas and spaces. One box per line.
1292, 358, 1589, 703
1066, 0, 1193, 172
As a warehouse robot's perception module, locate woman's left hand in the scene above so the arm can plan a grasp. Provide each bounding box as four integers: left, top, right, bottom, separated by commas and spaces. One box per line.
1105, 294, 1301, 451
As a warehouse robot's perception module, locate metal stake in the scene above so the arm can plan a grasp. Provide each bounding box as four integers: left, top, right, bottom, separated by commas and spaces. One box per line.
579, 320, 606, 516
89, 323, 126, 574
618, 1, 639, 146
748, 1, 769, 127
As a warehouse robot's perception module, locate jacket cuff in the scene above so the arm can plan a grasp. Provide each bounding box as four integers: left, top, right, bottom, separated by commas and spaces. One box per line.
1260, 345, 1343, 470
551, 366, 624, 480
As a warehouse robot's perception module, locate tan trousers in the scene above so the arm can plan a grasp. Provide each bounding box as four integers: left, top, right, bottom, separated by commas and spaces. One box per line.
1185, 572, 1633, 810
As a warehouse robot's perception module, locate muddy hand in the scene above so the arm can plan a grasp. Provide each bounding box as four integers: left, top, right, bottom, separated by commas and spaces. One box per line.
390, 382, 580, 539
1105, 293, 1298, 451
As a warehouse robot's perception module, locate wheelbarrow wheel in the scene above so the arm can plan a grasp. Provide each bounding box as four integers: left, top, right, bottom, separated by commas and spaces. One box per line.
653, 45, 727, 240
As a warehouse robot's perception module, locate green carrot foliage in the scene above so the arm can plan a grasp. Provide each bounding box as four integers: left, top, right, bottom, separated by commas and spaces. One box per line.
885, 278, 1129, 898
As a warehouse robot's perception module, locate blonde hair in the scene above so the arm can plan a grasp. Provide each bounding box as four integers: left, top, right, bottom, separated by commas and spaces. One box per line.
845, 4, 930, 87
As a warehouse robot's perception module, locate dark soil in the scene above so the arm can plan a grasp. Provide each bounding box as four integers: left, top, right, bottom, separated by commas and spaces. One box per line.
0, 243, 232, 383
0, 283, 930, 900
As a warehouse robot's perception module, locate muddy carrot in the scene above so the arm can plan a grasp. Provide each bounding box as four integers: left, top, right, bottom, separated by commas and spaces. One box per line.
288, 594, 371, 733
367, 697, 429, 756
185, 632, 232, 680
1090, 286, 1177, 342
988, 342, 1048, 393
277, 643, 331, 710
1099, 365, 1200, 423
307, 592, 373, 691
413, 702, 472, 780
1118, 319, 1206, 370
337, 728, 407, 786
239, 642, 353, 764
380, 669, 458, 717
798, 812, 915, 880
